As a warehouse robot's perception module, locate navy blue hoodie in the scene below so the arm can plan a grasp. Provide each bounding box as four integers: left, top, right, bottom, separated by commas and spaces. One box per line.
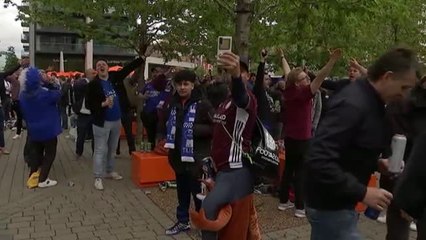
20, 68, 62, 141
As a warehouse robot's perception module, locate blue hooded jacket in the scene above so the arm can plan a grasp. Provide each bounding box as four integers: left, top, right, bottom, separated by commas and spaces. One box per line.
19, 67, 62, 141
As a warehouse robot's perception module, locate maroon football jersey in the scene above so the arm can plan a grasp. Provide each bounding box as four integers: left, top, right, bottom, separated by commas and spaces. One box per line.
211, 92, 257, 171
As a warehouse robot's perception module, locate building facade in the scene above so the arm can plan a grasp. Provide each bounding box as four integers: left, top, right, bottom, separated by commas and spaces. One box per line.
20, 1, 136, 71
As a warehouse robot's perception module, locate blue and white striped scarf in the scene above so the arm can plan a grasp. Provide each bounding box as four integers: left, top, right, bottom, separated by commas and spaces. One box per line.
164, 102, 197, 162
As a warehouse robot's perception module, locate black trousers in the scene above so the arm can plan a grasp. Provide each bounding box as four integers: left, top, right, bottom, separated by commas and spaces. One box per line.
76, 114, 94, 156
28, 137, 58, 182
60, 105, 68, 130
381, 175, 426, 240
116, 110, 136, 155
3, 97, 12, 122
11, 100, 23, 135
279, 137, 310, 209
175, 172, 202, 223
140, 110, 158, 150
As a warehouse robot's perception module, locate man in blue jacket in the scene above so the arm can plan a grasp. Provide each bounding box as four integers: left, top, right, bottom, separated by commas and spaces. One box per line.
20, 67, 62, 188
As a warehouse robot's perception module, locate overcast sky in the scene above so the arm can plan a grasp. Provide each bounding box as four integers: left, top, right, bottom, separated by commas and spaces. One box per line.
0, 0, 23, 69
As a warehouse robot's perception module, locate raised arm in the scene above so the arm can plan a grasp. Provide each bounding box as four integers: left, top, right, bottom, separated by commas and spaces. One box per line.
253, 49, 266, 94
350, 58, 368, 76
310, 49, 342, 94
217, 52, 249, 109
113, 57, 144, 82
277, 48, 291, 78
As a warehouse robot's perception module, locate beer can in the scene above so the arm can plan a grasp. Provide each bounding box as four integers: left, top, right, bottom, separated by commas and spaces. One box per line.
389, 134, 407, 173
364, 207, 381, 220
145, 142, 152, 152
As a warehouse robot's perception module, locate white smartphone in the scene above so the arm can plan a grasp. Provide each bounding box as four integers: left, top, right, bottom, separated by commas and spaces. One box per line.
217, 36, 232, 56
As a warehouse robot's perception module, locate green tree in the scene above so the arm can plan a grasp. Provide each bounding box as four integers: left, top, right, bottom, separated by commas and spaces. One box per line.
6, 0, 425, 75
6, 0, 218, 62
0, 46, 19, 71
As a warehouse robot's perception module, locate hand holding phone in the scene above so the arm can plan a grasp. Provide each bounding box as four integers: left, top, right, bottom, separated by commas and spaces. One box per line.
217, 36, 232, 57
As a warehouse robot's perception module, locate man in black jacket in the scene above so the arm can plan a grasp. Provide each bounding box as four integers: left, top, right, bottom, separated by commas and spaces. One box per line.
73, 69, 97, 160
304, 48, 419, 239
86, 57, 143, 190
161, 70, 214, 235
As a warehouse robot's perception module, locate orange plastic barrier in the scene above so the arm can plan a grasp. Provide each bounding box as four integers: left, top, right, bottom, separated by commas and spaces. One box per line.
355, 174, 378, 213
131, 151, 176, 187
120, 121, 137, 139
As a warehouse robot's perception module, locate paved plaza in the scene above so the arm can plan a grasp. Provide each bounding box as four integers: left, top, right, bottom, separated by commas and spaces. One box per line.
0, 130, 417, 240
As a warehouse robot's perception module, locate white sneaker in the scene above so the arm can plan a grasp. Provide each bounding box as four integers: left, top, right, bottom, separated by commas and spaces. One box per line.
295, 209, 306, 218
377, 213, 386, 224
94, 178, 104, 190
105, 172, 123, 180
410, 222, 417, 232
38, 179, 57, 188
12, 134, 21, 140
278, 201, 295, 211
11, 127, 16, 131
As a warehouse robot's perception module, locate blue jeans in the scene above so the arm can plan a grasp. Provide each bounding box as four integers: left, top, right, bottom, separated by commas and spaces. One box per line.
92, 120, 121, 178
306, 207, 362, 240
0, 106, 5, 148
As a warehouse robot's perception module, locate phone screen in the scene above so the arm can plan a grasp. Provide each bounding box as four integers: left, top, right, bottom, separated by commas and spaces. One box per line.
219, 38, 231, 51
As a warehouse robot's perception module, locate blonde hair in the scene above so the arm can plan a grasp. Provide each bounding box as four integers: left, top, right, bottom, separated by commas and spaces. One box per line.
286, 67, 304, 88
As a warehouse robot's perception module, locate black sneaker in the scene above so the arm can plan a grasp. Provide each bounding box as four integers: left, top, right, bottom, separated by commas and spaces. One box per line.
165, 222, 190, 235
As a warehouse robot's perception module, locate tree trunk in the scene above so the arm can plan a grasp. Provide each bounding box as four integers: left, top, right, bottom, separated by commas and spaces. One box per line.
235, 0, 252, 64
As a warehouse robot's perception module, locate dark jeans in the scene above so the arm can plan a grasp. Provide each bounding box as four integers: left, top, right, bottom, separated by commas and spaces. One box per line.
306, 207, 361, 240
24, 135, 31, 166
28, 137, 58, 182
76, 114, 94, 156
279, 137, 310, 209
175, 172, 202, 223
381, 175, 426, 240
0, 106, 4, 148
117, 110, 136, 155
60, 105, 68, 129
202, 167, 254, 240
3, 97, 12, 122
12, 100, 22, 135
140, 110, 157, 150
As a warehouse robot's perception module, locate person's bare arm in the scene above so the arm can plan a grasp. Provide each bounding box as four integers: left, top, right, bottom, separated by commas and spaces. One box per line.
310, 49, 342, 94
350, 58, 368, 76
277, 48, 291, 78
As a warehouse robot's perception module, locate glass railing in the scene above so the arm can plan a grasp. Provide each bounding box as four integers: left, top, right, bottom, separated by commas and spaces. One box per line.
93, 44, 136, 55
37, 42, 84, 53
36, 25, 77, 34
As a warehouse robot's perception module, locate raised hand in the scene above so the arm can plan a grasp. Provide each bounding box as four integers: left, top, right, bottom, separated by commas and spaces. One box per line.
217, 52, 241, 78
330, 48, 343, 60
276, 47, 284, 57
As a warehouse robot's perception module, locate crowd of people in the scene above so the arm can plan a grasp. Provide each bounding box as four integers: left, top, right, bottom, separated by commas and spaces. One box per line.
0, 45, 425, 240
